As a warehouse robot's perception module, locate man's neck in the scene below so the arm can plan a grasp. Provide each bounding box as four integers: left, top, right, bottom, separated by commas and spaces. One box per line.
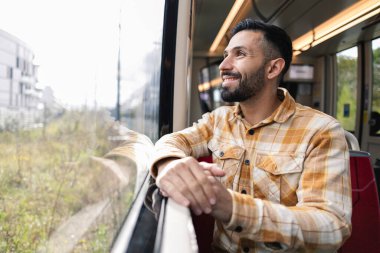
239, 87, 281, 126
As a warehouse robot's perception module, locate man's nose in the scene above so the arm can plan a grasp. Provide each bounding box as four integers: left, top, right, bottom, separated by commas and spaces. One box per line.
219, 56, 232, 71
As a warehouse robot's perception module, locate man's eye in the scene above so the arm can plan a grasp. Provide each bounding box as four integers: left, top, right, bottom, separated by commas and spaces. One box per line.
237, 50, 246, 56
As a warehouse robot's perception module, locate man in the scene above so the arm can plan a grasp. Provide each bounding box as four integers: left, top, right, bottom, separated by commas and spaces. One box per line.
150, 19, 351, 252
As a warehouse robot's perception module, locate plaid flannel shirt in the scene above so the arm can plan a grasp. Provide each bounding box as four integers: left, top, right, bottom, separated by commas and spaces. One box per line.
151, 88, 351, 253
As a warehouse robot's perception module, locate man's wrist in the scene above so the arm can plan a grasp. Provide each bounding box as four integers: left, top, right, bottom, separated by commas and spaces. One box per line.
156, 157, 178, 175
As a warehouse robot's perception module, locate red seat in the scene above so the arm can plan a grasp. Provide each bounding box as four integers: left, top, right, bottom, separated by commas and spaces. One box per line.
194, 156, 215, 253
197, 156, 213, 163
191, 212, 214, 253
339, 151, 380, 252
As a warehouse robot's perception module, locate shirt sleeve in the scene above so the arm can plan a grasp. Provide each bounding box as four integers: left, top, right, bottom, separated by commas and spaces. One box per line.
150, 112, 215, 178
223, 121, 352, 252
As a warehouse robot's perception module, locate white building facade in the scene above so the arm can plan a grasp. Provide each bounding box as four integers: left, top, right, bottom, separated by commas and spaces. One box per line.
0, 29, 42, 130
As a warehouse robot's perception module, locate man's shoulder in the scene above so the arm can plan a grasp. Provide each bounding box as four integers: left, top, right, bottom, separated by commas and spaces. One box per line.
294, 103, 340, 125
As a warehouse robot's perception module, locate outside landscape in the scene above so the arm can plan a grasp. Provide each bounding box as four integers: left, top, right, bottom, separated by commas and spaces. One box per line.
0, 108, 137, 252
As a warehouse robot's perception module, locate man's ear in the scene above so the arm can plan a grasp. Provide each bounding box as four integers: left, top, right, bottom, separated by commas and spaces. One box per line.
267, 58, 285, 80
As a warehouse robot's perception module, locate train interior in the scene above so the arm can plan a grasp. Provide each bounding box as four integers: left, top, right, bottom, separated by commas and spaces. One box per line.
156, 0, 380, 252
1, 0, 380, 252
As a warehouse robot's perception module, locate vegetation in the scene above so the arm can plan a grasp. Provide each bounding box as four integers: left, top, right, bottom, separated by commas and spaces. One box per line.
0, 108, 136, 252
336, 46, 380, 134
372, 48, 380, 112
336, 50, 357, 132
369, 46, 380, 135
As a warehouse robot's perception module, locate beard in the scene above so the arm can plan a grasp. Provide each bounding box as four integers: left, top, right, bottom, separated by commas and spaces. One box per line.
221, 64, 265, 103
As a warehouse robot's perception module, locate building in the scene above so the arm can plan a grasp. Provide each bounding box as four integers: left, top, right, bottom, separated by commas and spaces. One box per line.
0, 29, 41, 129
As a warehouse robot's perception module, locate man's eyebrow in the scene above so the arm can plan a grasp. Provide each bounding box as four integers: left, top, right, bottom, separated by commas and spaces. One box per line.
224, 46, 249, 54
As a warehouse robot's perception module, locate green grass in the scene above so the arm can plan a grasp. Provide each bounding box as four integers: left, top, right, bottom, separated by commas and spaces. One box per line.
0, 108, 136, 252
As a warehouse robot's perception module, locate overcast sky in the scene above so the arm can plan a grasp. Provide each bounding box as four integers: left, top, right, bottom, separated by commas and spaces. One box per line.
0, 0, 121, 107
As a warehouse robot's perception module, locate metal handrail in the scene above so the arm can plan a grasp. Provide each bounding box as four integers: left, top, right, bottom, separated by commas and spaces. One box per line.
159, 199, 198, 253
344, 131, 360, 151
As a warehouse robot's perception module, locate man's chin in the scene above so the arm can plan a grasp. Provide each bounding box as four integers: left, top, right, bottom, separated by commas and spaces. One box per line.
221, 93, 239, 103
222, 91, 251, 103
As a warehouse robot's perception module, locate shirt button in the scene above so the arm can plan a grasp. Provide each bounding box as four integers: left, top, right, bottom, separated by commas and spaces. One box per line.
243, 247, 250, 252
219, 151, 224, 157
244, 159, 250, 165
248, 129, 254, 135
241, 189, 247, 194
234, 226, 243, 232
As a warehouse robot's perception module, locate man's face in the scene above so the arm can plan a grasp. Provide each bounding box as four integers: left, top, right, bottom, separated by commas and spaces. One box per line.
219, 30, 267, 102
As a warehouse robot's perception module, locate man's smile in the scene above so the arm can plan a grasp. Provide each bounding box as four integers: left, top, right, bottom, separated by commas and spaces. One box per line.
221, 72, 240, 87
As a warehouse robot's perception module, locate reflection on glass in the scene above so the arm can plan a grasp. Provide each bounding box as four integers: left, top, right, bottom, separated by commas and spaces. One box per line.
336, 47, 358, 132
119, 0, 165, 142
370, 38, 380, 136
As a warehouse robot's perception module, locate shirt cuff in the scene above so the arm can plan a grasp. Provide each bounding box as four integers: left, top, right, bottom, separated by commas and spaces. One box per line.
223, 189, 263, 235
149, 154, 185, 178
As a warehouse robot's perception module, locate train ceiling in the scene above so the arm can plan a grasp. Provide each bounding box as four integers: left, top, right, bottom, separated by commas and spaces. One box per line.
193, 0, 380, 58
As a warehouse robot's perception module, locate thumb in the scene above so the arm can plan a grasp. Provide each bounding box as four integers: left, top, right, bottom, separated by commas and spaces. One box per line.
199, 162, 225, 177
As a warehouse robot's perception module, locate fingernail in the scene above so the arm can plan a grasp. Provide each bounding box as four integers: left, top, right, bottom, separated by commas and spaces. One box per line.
195, 209, 202, 215
205, 207, 211, 214
210, 198, 216, 205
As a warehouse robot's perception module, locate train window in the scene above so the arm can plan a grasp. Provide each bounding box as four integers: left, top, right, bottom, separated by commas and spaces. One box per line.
0, 1, 163, 252
118, 0, 164, 142
370, 38, 380, 136
335, 46, 358, 133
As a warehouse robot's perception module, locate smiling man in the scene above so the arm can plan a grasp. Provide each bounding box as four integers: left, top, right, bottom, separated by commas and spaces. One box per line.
150, 19, 351, 252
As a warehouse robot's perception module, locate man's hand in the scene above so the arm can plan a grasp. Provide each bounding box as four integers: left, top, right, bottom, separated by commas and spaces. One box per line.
206, 172, 233, 223
156, 157, 230, 219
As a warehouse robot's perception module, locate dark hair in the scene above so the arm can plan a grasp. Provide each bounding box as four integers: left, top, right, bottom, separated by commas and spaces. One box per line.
231, 19, 293, 79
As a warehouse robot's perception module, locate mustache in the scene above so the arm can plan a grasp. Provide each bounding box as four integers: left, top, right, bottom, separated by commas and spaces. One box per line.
220, 71, 241, 78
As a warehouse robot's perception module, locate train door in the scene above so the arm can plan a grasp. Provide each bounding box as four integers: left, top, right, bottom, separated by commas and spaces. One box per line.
361, 38, 380, 163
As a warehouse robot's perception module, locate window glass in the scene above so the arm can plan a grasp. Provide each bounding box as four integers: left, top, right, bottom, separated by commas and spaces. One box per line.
0, 0, 163, 252
119, 0, 164, 142
336, 46, 358, 132
370, 38, 380, 136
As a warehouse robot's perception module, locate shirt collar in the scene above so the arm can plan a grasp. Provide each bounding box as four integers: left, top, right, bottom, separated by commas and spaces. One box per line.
230, 105, 242, 121
271, 87, 296, 123
229, 87, 296, 124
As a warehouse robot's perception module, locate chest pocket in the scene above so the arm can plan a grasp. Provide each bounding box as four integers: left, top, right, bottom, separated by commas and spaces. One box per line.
253, 153, 304, 204
208, 139, 244, 188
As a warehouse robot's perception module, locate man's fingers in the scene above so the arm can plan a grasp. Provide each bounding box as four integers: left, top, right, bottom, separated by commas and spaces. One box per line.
158, 161, 205, 213
158, 179, 190, 206
199, 162, 225, 177
156, 157, 224, 215
183, 160, 216, 213
178, 162, 214, 213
